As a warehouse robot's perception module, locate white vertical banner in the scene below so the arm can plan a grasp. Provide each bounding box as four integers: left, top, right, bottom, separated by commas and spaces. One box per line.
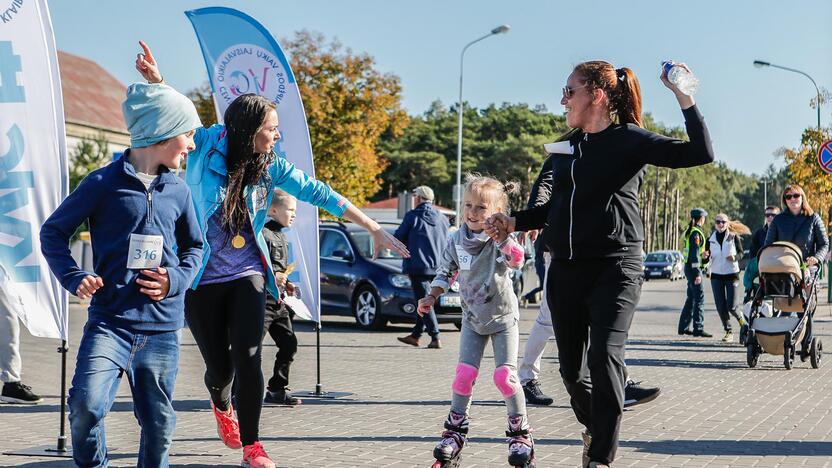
0, 0, 69, 339
186, 7, 321, 322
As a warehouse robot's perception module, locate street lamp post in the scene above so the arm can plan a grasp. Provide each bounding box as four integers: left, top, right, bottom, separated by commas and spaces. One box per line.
761, 178, 768, 210
455, 25, 510, 226
753, 60, 822, 129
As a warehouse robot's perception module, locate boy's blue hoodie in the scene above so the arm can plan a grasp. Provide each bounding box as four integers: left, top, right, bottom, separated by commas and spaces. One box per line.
40, 153, 204, 332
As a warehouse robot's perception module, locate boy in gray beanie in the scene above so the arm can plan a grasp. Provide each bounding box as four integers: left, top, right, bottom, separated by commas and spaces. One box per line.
40, 82, 204, 467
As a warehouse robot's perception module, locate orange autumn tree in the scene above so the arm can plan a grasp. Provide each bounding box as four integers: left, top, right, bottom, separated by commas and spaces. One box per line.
283, 30, 408, 208
782, 126, 832, 225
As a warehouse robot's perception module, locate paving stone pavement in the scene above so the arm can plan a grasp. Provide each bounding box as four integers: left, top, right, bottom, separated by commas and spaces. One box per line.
3, 279, 832, 467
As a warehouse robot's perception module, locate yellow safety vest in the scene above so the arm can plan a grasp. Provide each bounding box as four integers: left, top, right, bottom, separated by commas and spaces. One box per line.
683, 226, 706, 265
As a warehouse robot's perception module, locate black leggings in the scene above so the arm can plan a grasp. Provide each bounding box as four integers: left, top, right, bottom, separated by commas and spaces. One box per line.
185, 275, 266, 446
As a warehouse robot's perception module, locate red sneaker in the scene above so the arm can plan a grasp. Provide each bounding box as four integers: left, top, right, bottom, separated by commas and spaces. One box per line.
242, 441, 276, 468
211, 402, 242, 449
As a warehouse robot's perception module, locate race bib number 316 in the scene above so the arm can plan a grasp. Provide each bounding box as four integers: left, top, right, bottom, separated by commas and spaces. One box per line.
127, 234, 164, 270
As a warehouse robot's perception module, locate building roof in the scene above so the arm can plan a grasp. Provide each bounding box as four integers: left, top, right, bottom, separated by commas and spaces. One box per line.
58, 50, 128, 133
363, 197, 455, 214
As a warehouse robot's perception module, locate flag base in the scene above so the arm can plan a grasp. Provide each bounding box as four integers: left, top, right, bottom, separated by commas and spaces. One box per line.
297, 388, 353, 399
4, 444, 72, 458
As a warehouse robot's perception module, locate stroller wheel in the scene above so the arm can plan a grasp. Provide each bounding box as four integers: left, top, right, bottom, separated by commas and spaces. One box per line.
811, 338, 822, 369
746, 345, 759, 368
784, 345, 794, 370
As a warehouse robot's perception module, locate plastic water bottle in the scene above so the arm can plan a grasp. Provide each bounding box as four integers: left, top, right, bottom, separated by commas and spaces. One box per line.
662, 60, 699, 96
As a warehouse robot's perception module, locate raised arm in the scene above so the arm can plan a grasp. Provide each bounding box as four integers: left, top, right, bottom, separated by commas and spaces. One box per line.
135, 40, 164, 84
638, 64, 715, 169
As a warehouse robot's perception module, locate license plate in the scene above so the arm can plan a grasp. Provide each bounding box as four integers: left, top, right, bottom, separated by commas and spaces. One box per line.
649, 271, 662, 276
440, 295, 461, 307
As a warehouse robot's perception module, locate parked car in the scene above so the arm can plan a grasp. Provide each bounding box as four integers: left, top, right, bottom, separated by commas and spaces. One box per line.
319, 221, 462, 330
643, 250, 684, 281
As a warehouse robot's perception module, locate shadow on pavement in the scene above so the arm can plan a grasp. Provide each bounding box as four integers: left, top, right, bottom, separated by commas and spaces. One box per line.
625, 357, 747, 370
0, 399, 210, 414
628, 439, 832, 456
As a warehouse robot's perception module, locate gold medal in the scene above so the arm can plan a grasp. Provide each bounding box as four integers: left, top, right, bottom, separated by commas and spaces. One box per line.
232, 234, 246, 249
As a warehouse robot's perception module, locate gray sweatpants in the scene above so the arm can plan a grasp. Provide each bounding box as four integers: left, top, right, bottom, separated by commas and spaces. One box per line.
0, 297, 21, 383
451, 322, 526, 417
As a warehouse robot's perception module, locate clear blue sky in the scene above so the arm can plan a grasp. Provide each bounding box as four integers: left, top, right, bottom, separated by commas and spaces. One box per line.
50, 0, 830, 175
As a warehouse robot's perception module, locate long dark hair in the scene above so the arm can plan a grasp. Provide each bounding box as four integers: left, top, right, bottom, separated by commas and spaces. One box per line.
573, 60, 643, 127
222, 94, 276, 234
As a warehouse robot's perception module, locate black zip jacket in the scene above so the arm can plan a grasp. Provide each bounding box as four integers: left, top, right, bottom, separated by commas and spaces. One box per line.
513, 105, 714, 260
263, 219, 292, 318
764, 211, 829, 263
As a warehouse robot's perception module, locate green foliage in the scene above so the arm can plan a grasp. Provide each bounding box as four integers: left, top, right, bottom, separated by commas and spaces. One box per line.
69, 133, 111, 192
782, 126, 832, 226
378, 101, 569, 209
68, 133, 111, 239
187, 82, 218, 127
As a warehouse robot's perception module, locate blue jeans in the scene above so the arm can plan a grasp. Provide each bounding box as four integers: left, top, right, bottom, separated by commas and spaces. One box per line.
679, 265, 705, 333
409, 274, 439, 339
69, 321, 180, 467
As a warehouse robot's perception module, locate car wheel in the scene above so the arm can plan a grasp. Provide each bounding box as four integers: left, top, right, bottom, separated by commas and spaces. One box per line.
352, 285, 386, 330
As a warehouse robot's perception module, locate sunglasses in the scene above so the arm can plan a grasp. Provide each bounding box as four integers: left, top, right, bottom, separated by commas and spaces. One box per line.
784, 193, 801, 200
715, 220, 726, 225
765, 213, 776, 218
562, 84, 589, 99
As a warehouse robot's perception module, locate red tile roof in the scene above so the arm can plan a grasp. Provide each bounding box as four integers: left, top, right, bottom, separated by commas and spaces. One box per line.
364, 198, 397, 209
363, 197, 454, 214
58, 51, 127, 133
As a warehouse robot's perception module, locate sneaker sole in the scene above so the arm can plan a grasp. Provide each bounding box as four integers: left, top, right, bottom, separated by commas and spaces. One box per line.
241, 461, 276, 468
624, 389, 661, 408
0, 395, 43, 404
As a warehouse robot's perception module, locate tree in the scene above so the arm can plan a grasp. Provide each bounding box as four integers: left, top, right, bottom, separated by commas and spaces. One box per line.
69, 133, 111, 192
186, 82, 218, 127
283, 31, 408, 207
68, 133, 112, 238
378, 101, 569, 208
782, 126, 832, 226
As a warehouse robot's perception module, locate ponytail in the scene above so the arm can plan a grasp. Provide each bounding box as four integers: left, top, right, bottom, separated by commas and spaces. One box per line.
613, 67, 643, 127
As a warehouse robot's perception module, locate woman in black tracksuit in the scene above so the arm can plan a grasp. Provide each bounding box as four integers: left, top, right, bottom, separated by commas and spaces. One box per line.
486, 61, 714, 467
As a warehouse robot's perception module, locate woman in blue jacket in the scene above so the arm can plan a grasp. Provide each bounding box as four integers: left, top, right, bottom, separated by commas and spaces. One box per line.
136, 42, 407, 468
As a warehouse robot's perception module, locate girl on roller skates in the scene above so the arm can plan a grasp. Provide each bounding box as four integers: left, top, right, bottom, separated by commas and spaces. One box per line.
418, 174, 535, 467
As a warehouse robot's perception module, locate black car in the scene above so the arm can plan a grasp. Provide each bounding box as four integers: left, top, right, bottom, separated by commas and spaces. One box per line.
643, 250, 684, 281
319, 221, 462, 330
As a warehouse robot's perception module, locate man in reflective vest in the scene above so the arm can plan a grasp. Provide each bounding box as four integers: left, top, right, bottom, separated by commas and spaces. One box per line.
678, 208, 712, 337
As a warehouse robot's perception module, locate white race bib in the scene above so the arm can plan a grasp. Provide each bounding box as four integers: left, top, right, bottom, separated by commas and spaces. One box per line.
455, 245, 472, 271
127, 234, 163, 270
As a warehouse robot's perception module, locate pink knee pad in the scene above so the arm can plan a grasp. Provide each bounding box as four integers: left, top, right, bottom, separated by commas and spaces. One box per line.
493, 365, 520, 398
452, 363, 478, 396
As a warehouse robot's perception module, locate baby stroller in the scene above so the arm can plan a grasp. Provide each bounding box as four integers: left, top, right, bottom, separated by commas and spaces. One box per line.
745, 241, 822, 370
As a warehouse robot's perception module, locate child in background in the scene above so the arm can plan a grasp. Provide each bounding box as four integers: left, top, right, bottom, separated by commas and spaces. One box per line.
262, 189, 302, 406
418, 174, 534, 467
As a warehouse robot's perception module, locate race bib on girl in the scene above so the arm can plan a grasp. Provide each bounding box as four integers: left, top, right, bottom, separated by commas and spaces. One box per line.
127, 234, 163, 270
455, 245, 472, 271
